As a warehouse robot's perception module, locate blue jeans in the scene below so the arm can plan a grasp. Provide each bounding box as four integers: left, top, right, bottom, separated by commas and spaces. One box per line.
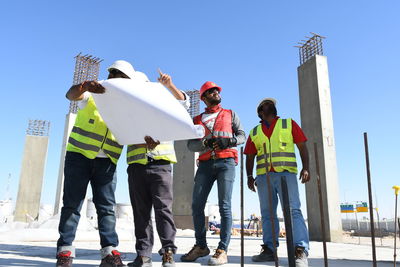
255, 171, 309, 253
57, 152, 119, 249
192, 158, 236, 251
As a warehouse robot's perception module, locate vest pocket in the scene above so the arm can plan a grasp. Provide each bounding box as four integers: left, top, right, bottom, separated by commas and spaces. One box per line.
279, 130, 292, 151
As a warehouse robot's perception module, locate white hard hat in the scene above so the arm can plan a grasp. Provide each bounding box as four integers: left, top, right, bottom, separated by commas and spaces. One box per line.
134, 71, 150, 82
257, 98, 277, 113
108, 60, 136, 79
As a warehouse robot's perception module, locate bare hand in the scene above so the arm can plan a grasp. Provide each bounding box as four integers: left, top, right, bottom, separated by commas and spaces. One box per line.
299, 169, 310, 184
84, 81, 106, 94
247, 176, 256, 192
157, 69, 174, 88
144, 136, 160, 150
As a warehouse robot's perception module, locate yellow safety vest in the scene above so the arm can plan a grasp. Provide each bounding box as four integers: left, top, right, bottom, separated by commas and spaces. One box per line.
127, 141, 177, 165
67, 95, 123, 164
250, 118, 297, 175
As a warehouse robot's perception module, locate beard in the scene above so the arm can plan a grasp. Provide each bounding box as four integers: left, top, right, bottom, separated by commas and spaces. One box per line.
264, 104, 277, 117
207, 96, 222, 105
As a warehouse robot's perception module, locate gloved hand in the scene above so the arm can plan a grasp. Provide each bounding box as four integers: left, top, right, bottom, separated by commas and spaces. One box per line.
215, 137, 237, 149
203, 138, 217, 149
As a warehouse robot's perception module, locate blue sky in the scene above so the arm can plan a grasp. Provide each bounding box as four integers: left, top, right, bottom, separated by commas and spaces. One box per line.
0, 1, 399, 220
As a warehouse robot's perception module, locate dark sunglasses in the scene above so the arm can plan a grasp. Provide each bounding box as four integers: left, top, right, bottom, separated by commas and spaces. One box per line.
205, 88, 219, 95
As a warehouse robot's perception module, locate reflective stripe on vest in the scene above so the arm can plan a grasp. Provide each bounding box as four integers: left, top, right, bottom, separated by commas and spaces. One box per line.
193, 109, 238, 162
250, 118, 297, 175
126, 141, 177, 165
66, 95, 122, 164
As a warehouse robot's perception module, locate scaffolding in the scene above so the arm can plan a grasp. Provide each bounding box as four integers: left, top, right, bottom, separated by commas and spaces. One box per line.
295, 32, 326, 65
69, 53, 103, 113
26, 119, 50, 136
185, 90, 200, 118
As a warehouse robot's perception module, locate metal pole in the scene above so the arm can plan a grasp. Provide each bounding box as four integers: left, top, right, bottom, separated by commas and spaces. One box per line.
281, 176, 295, 267
398, 217, 400, 238
363, 132, 377, 267
240, 147, 244, 267
394, 194, 398, 267
314, 143, 328, 267
393, 186, 400, 267
263, 143, 279, 267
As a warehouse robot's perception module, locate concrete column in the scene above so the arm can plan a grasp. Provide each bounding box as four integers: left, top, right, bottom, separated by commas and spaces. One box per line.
172, 140, 198, 229
297, 55, 342, 242
14, 135, 49, 222
53, 113, 76, 215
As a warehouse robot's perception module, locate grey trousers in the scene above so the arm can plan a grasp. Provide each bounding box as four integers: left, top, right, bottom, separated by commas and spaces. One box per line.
127, 162, 177, 257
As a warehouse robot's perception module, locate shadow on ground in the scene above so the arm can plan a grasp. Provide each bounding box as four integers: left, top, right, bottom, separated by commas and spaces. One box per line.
0, 243, 396, 267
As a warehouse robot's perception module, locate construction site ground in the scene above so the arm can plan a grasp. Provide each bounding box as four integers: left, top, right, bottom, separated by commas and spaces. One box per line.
0, 226, 398, 267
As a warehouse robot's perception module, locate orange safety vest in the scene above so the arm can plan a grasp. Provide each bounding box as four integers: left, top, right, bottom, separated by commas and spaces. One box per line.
193, 109, 238, 163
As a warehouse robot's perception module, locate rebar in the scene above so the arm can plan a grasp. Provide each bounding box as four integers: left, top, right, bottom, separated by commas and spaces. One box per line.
364, 132, 377, 267
26, 119, 50, 136
69, 53, 102, 114
295, 33, 326, 65
314, 143, 328, 267
263, 143, 279, 267
240, 147, 244, 267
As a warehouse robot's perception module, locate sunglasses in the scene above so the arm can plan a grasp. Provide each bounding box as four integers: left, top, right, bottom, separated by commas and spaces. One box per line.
205, 88, 219, 95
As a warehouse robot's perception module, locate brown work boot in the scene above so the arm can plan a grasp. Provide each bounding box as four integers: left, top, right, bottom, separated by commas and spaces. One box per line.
180, 245, 210, 262
208, 249, 228, 266
56, 251, 73, 267
100, 250, 126, 267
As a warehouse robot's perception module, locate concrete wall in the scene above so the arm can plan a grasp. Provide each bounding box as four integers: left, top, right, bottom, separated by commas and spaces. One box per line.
14, 135, 49, 222
342, 218, 398, 233
172, 140, 198, 229
297, 55, 342, 242
54, 113, 76, 215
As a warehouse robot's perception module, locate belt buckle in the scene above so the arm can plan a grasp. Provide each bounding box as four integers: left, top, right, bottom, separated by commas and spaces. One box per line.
210, 151, 216, 160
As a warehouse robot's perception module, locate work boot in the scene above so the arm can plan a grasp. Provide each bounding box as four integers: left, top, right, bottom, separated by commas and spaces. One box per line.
127, 256, 152, 267
100, 250, 126, 267
56, 251, 73, 267
161, 248, 175, 267
180, 245, 210, 262
251, 245, 275, 262
295, 246, 308, 267
208, 249, 228, 266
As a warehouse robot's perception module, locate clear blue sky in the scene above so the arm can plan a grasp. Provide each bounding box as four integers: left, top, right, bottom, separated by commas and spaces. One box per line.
1, 1, 399, 220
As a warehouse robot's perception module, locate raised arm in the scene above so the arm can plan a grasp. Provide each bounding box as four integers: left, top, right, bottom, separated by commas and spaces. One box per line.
158, 69, 185, 100
66, 81, 106, 101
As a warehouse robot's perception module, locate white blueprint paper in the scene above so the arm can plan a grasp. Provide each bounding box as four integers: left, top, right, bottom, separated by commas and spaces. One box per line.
92, 78, 204, 145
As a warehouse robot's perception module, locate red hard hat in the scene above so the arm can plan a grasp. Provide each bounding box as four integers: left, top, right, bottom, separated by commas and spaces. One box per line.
199, 81, 222, 98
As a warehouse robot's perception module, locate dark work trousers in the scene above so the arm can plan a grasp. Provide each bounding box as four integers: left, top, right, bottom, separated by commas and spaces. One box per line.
57, 151, 118, 249
127, 161, 177, 257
